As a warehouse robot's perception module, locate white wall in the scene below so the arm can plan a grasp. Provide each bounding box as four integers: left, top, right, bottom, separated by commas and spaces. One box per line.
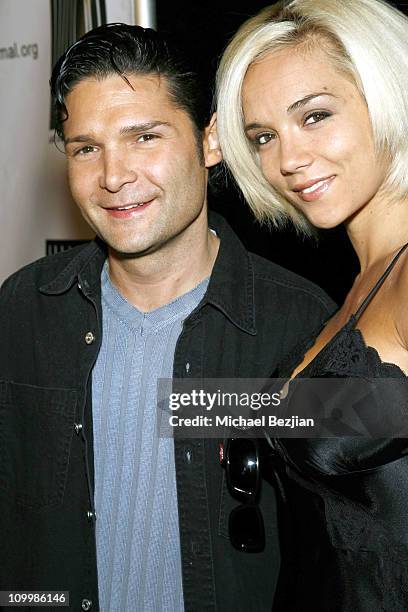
106, 0, 135, 23
0, 0, 137, 284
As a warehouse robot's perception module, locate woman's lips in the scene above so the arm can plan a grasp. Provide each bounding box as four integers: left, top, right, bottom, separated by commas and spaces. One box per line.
294, 176, 335, 202
104, 199, 155, 218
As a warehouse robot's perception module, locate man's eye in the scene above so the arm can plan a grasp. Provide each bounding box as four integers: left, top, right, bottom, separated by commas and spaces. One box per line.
137, 133, 157, 143
74, 145, 97, 156
254, 132, 275, 146
304, 111, 331, 126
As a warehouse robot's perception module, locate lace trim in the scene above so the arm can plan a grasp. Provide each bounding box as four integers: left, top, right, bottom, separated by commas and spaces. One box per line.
279, 318, 406, 379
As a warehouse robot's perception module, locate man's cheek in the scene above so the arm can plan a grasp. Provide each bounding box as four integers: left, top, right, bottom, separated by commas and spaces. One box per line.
67, 163, 78, 191
68, 168, 90, 201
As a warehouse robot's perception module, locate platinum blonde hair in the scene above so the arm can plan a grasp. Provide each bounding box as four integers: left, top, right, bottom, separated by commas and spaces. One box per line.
215, 0, 408, 232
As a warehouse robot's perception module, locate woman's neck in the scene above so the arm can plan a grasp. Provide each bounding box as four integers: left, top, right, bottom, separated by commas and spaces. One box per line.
345, 192, 408, 272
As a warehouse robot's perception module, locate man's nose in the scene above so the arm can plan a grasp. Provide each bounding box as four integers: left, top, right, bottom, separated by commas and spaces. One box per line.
279, 132, 313, 176
99, 150, 138, 192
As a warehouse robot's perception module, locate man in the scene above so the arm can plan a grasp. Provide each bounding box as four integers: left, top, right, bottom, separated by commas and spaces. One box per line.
0, 25, 334, 612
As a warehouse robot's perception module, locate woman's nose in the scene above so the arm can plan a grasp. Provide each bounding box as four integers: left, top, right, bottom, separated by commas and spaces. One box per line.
279, 133, 313, 176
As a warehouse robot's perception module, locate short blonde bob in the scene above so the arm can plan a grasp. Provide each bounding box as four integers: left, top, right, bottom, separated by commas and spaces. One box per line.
215, 0, 408, 233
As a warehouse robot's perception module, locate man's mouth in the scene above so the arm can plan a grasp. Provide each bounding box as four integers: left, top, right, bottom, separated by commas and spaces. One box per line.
103, 199, 155, 217
114, 202, 149, 211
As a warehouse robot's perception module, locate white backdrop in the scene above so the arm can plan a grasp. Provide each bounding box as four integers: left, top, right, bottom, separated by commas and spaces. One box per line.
0, 0, 137, 283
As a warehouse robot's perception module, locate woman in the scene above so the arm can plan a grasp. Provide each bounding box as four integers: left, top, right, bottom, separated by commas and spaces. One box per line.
215, 0, 408, 609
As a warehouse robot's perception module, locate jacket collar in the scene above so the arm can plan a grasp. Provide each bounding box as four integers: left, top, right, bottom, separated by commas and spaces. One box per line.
203, 212, 256, 335
39, 212, 256, 335
39, 238, 107, 295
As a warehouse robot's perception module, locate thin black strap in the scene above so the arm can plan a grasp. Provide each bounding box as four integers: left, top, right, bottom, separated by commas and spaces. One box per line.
353, 241, 408, 322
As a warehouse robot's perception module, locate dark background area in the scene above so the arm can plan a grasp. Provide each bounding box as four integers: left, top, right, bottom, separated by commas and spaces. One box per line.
157, 1, 408, 305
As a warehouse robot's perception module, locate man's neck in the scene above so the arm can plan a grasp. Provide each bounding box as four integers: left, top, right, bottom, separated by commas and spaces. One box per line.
107, 221, 220, 313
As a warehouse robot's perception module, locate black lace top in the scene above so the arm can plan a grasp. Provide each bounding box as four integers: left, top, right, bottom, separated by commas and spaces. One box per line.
269, 243, 408, 612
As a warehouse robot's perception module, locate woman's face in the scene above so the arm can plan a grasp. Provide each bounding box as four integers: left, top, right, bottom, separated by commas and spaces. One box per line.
242, 45, 388, 228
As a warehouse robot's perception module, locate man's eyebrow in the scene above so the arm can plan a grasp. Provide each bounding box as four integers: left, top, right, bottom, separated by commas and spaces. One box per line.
64, 134, 95, 146
119, 121, 171, 136
245, 92, 336, 132
64, 121, 172, 145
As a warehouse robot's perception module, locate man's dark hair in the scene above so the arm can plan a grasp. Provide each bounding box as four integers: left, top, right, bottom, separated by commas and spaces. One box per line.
50, 23, 210, 151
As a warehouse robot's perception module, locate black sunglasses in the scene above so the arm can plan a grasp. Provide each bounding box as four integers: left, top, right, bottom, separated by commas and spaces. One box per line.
223, 438, 265, 553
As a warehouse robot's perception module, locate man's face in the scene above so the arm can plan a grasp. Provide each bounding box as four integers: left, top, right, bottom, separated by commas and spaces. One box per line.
64, 73, 217, 256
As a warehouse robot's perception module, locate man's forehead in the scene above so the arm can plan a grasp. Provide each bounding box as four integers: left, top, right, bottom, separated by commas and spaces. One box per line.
63, 71, 183, 133
66, 71, 173, 103
62, 71, 196, 143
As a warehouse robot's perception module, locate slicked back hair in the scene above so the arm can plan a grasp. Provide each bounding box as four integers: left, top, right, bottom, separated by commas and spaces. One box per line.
50, 23, 209, 158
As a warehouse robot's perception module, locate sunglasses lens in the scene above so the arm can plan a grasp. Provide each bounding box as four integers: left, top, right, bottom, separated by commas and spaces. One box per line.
227, 438, 258, 496
229, 504, 265, 553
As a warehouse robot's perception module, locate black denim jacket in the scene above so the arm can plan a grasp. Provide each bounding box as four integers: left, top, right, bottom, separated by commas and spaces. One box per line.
0, 214, 334, 612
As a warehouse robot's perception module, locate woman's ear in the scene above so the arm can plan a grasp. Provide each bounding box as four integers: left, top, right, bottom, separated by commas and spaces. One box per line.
203, 112, 223, 168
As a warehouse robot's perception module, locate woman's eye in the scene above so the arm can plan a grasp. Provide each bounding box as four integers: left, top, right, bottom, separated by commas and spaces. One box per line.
304, 111, 331, 126
254, 132, 275, 146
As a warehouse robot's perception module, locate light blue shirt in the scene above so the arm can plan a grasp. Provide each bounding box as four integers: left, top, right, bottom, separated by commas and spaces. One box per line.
92, 263, 209, 611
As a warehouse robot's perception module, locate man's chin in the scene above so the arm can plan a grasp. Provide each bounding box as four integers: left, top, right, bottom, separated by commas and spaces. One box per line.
106, 241, 156, 260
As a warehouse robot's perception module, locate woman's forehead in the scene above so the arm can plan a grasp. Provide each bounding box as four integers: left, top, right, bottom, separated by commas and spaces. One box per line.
242, 46, 356, 115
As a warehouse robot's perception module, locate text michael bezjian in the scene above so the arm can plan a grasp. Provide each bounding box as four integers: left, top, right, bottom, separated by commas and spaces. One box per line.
168, 414, 315, 428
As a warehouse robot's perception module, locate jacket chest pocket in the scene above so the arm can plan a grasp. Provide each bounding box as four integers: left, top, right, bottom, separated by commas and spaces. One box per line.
0, 381, 77, 510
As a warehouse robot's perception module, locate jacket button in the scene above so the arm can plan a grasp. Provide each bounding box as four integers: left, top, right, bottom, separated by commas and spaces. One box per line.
78, 279, 90, 292
81, 599, 92, 611
84, 331, 95, 345
87, 511, 96, 521
74, 423, 83, 435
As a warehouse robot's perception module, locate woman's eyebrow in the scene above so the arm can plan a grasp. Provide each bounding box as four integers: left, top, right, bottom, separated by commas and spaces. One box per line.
287, 92, 337, 114
245, 92, 338, 132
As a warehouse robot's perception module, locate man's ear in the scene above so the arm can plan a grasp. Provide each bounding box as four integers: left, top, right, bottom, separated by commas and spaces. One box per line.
203, 112, 222, 168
